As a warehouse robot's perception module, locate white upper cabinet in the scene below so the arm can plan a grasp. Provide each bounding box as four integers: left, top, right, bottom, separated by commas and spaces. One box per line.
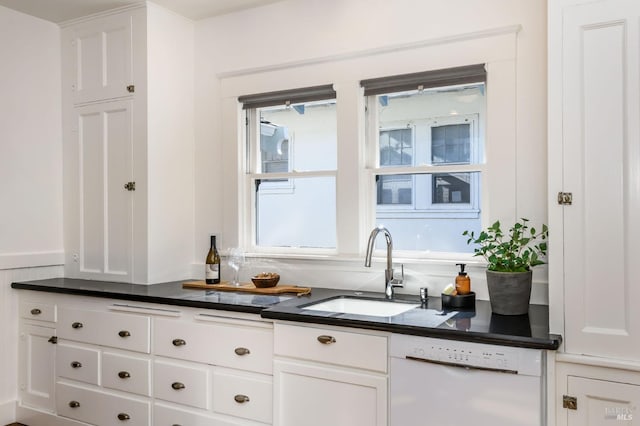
550, 0, 640, 361
61, 4, 194, 284
68, 11, 137, 104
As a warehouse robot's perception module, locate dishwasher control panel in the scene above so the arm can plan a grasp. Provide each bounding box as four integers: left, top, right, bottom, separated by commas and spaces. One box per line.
390, 334, 543, 376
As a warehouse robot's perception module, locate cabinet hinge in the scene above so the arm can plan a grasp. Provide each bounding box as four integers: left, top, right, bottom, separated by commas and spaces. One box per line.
124, 182, 136, 191
557, 192, 573, 205
127, 85, 135, 93
563, 395, 577, 410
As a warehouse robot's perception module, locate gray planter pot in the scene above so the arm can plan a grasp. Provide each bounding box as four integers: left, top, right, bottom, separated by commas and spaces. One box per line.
486, 270, 533, 315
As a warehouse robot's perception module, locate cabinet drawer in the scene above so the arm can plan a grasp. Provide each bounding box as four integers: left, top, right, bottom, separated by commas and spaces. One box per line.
57, 382, 150, 426
211, 322, 273, 374
103, 352, 151, 396
153, 318, 212, 363
153, 360, 209, 409
153, 404, 235, 426
56, 343, 100, 385
59, 307, 150, 353
274, 323, 388, 373
212, 368, 273, 424
20, 300, 56, 323
154, 318, 272, 373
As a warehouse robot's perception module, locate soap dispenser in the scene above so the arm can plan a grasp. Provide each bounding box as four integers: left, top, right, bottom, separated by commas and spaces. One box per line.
455, 263, 471, 295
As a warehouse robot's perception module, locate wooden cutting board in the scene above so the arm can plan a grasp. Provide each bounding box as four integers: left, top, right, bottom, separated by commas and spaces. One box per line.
182, 280, 312, 296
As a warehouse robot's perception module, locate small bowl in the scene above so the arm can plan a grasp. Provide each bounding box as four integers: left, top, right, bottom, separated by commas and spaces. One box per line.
251, 273, 280, 288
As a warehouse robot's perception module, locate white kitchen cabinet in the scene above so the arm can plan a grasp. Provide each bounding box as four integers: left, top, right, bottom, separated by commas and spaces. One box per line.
18, 324, 57, 412
67, 8, 136, 104
273, 323, 388, 426
548, 0, 640, 423
18, 298, 58, 413
556, 361, 640, 425
16, 291, 274, 426
61, 3, 194, 284
154, 313, 274, 424
550, 0, 640, 361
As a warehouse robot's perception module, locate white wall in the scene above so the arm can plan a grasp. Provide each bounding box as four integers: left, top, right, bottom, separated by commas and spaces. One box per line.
0, 6, 64, 422
193, 0, 548, 302
0, 5, 64, 269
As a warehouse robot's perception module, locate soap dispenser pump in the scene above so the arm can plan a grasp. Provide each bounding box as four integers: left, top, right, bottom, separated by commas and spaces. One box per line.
455, 263, 471, 295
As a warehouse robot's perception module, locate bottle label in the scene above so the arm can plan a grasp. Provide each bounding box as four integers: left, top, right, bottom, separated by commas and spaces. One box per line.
206, 264, 219, 280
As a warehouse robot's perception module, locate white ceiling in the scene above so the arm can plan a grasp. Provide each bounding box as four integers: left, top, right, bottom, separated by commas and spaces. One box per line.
0, 0, 285, 23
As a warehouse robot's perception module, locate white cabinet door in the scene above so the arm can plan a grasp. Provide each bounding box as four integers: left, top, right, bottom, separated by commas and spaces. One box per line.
566, 376, 640, 425
73, 100, 134, 281
561, 0, 640, 360
18, 324, 56, 412
67, 10, 138, 104
274, 359, 387, 426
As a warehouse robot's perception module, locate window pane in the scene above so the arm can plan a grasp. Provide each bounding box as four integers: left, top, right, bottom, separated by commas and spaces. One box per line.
377, 174, 412, 205
261, 122, 289, 174
433, 173, 471, 204
371, 82, 484, 253
380, 128, 412, 166
259, 100, 337, 172
431, 124, 470, 164
256, 177, 336, 249
375, 172, 481, 252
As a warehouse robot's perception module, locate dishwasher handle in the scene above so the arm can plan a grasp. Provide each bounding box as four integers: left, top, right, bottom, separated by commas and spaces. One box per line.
405, 355, 517, 374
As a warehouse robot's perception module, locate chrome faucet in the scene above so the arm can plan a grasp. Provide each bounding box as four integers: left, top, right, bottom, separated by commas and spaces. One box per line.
364, 226, 404, 299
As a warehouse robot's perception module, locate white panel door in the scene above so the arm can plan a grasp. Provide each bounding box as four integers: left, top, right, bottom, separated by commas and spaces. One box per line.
71, 12, 134, 104
18, 324, 56, 411
274, 359, 387, 426
566, 376, 640, 425
76, 100, 133, 281
562, 0, 640, 360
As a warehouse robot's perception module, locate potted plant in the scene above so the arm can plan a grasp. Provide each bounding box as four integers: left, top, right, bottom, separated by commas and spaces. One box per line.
463, 218, 548, 315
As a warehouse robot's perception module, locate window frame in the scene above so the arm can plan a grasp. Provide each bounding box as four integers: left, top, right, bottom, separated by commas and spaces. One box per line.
220, 30, 521, 261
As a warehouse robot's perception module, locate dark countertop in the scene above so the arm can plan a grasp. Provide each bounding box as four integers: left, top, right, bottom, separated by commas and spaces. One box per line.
11, 278, 562, 350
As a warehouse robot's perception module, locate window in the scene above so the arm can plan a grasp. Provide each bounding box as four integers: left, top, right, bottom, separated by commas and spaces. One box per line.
363, 65, 486, 252
239, 85, 337, 250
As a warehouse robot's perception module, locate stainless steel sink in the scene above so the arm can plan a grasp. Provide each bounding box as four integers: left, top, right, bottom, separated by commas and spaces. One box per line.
302, 296, 419, 317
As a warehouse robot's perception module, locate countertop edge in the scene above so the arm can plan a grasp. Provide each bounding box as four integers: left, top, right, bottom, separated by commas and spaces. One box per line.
11, 282, 264, 315
260, 309, 562, 350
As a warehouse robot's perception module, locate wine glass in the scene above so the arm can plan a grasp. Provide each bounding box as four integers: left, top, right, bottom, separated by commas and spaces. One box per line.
227, 248, 245, 286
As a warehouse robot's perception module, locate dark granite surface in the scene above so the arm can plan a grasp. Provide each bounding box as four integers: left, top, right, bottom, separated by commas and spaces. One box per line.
11, 278, 562, 350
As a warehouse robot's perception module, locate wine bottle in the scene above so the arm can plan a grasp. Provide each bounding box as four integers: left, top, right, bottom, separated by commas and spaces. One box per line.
205, 235, 221, 284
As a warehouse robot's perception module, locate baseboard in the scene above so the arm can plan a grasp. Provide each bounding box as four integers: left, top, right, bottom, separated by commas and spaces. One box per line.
0, 400, 16, 425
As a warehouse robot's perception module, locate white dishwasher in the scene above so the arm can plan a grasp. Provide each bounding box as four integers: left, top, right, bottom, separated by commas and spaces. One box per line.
390, 334, 545, 426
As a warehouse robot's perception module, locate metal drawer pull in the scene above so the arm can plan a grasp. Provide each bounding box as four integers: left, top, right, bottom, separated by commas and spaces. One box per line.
70, 361, 82, 369
30, 308, 42, 315
234, 394, 250, 403
234, 347, 250, 356
171, 382, 186, 390
117, 413, 130, 421
69, 400, 80, 408
172, 338, 186, 346
118, 330, 131, 338
118, 371, 131, 379
317, 335, 336, 344
72, 322, 83, 329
